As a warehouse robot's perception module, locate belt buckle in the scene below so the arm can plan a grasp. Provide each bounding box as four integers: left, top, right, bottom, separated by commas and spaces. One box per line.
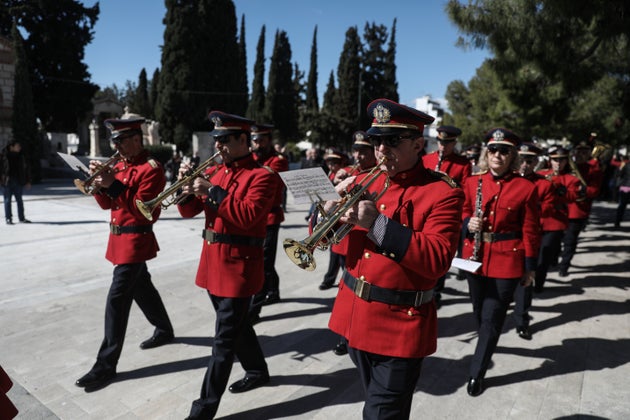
205, 230, 217, 244
414, 291, 425, 307
484, 232, 495, 243
111, 224, 121, 235
354, 277, 371, 301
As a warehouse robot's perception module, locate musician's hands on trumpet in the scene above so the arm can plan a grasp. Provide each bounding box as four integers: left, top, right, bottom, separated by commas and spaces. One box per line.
322, 175, 379, 230
88, 159, 116, 190
176, 161, 212, 198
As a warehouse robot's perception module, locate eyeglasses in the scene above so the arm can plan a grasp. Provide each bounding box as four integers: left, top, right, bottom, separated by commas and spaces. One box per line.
368, 135, 416, 148
487, 145, 511, 156
522, 158, 535, 165
550, 157, 567, 162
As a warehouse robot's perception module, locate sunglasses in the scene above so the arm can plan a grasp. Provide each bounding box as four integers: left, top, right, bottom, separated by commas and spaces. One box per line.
368, 135, 416, 148
522, 158, 535, 164
550, 157, 567, 162
112, 134, 135, 145
487, 145, 511, 156
214, 135, 233, 144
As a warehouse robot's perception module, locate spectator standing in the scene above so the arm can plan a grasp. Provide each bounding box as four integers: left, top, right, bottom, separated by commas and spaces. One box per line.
1, 140, 32, 224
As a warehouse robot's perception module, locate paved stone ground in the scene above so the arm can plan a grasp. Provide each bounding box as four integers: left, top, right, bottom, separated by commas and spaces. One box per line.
1, 179, 629, 419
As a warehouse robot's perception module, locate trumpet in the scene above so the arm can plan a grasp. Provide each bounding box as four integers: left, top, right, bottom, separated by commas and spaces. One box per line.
136, 151, 221, 221
283, 157, 389, 271
74, 151, 121, 195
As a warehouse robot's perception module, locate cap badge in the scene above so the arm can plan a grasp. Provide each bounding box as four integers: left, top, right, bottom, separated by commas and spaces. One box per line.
492, 130, 505, 142
355, 132, 364, 142
373, 103, 391, 124
212, 116, 223, 127
520, 145, 529, 152
251, 125, 258, 132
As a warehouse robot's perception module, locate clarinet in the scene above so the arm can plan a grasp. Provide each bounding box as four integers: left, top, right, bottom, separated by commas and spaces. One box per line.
435, 150, 443, 172
472, 176, 483, 261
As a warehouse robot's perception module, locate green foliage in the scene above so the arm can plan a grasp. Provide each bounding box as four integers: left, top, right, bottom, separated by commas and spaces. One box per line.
265, 30, 298, 142
11, 21, 41, 182
247, 25, 266, 121
446, 0, 630, 147
305, 26, 319, 111
145, 144, 175, 166
333, 26, 362, 148
3, 0, 99, 133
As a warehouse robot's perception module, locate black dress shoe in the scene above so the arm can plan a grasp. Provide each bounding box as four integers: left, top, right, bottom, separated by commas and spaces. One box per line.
19, 218, 31, 223
139, 332, 174, 349
318, 282, 335, 290
75, 368, 116, 388
262, 292, 280, 305
516, 326, 532, 340
467, 377, 483, 396
228, 373, 270, 393
558, 268, 569, 277
333, 341, 348, 356
6, 219, 13, 225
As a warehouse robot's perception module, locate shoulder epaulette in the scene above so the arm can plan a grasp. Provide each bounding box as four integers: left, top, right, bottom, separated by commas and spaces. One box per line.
147, 158, 158, 168
262, 165, 275, 174
429, 169, 459, 188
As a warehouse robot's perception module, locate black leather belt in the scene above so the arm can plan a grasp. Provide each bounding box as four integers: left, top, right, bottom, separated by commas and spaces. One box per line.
110, 224, 153, 235
202, 229, 264, 247
481, 231, 522, 243
342, 271, 434, 307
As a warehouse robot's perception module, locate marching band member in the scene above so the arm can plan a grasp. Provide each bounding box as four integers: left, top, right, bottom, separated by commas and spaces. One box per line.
558, 141, 603, 277
326, 99, 464, 418
178, 111, 279, 420
461, 128, 540, 396
75, 118, 174, 390
422, 125, 472, 307
248, 123, 288, 324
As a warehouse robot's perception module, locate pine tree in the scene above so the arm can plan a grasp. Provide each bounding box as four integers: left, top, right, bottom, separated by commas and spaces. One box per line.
383, 18, 399, 103
247, 25, 266, 121
265, 30, 298, 141
11, 21, 40, 182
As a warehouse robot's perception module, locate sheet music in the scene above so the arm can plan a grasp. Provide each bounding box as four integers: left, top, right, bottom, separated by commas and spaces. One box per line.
451, 257, 482, 273
57, 152, 90, 175
279, 167, 340, 205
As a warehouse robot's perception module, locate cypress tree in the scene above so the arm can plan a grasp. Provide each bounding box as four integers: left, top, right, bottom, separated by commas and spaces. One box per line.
11, 21, 40, 182
247, 25, 266, 121
265, 30, 298, 141
149, 68, 160, 120
305, 26, 319, 111
383, 18, 399, 103
236, 14, 248, 116
360, 22, 389, 129
335, 26, 362, 146
132, 68, 151, 118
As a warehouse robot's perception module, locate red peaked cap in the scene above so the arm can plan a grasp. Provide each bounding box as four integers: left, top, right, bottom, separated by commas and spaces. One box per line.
518, 142, 543, 156
208, 111, 254, 137
366, 98, 434, 136
105, 118, 145, 140
251, 123, 274, 140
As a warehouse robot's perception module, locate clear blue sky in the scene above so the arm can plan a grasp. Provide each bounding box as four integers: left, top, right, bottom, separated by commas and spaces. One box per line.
82, 0, 489, 107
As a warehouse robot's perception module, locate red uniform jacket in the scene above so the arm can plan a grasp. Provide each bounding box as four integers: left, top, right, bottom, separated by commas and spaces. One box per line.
422, 151, 472, 185
461, 171, 540, 278
94, 150, 165, 265
567, 161, 603, 219
537, 169, 582, 231
523, 173, 557, 231
177, 154, 278, 298
254, 152, 288, 226
329, 162, 464, 358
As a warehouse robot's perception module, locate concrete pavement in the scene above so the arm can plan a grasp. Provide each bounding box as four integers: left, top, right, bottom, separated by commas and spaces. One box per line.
1, 179, 629, 419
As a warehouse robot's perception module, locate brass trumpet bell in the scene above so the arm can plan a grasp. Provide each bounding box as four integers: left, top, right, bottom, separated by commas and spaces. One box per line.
283, 239, 317, 271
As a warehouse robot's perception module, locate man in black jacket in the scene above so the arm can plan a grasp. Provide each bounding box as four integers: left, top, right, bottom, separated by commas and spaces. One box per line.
1, 141, 31, 224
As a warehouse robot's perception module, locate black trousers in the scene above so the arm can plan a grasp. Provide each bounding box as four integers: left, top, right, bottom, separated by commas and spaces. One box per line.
321, 250, 345, 286
96, 262, 173, 371
188, 294, 268, 420
559, 218, 588, 271
348, 347, 423, 420
616, 189, 629, 224
250, 224, 280, 317
466, 274, 519, 379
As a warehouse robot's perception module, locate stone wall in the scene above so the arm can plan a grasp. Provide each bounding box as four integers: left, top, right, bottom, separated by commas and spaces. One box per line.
0, 36, 15, 150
